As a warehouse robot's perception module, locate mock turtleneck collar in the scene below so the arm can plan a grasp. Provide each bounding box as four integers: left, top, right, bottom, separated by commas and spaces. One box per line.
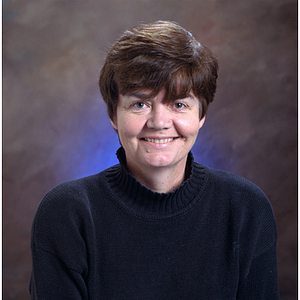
116, 147, 127, 165
105, 147, 207, 220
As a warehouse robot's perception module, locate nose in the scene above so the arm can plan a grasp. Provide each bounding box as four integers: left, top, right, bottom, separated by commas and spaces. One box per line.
146, 104, 172, 130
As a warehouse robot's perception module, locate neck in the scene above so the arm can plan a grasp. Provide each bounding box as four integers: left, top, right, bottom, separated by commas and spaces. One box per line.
127, 158, 189, 194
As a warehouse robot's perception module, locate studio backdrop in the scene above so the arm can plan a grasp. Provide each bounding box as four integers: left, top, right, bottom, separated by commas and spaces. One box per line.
3, 0, 297, 299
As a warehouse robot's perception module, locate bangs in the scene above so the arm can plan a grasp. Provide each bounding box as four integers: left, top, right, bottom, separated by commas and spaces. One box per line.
164, 69, 194, 103
117, 63, 194, 103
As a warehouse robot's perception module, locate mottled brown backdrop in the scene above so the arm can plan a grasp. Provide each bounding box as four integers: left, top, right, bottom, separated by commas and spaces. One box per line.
3, 0, 297, 299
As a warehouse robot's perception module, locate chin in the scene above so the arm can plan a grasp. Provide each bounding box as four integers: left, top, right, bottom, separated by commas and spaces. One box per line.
143, 153, 185, 169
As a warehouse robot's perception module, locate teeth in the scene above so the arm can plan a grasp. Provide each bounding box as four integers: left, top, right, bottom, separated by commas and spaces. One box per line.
144, 138, 174, 143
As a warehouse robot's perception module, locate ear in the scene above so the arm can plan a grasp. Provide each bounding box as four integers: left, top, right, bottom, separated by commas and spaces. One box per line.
198, 116, 206, 129
110, 116, 118, 131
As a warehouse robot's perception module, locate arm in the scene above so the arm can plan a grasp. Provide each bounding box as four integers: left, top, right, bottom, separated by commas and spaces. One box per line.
30, 247, 88, 299
237, 241, 279, 299
29, 183, 92, 299
235, 183, 279, 299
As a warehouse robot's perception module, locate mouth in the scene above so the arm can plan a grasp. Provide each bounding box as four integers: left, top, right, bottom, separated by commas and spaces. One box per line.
142, 138, 176, 144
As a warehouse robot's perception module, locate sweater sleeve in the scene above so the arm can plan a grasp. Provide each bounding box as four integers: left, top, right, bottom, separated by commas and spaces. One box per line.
30, 247, 88, 299
237, 241, 279, 299
235, 180, 279, 299
30, 182, 92, 300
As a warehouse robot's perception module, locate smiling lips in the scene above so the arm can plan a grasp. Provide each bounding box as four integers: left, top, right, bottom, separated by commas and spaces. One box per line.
143, 138, 175, 144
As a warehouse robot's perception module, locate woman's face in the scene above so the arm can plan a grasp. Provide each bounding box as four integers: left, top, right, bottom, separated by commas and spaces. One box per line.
111, 88, 205, 178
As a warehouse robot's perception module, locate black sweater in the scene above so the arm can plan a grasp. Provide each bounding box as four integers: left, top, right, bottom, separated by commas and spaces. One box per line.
30, 149, 279, 299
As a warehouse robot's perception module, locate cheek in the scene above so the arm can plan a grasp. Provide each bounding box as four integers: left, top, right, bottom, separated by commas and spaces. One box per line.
118, 115, 142, 138
176, 117, 201, 137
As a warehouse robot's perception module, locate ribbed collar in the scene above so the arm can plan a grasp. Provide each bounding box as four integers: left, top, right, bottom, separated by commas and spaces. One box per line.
105, 147, 207, 220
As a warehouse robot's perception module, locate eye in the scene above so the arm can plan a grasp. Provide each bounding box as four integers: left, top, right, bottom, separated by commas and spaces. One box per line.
133, 102, 147, 109
173, 102, 187, 109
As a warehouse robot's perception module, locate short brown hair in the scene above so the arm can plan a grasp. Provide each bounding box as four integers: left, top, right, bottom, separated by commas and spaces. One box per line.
99, 20, 218, 120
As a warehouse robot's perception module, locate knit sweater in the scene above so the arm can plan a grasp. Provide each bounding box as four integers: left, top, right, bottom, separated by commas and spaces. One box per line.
30, 148, 279, 299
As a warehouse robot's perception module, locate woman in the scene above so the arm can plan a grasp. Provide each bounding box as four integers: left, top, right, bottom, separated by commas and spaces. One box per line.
30, 21, 279, 299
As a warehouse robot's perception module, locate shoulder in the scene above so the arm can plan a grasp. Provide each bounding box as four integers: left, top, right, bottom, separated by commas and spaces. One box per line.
36, 173, 101, 214
35, 165, 118, 213
198, 163, 277, 254
198, 163, 270, 206
31, 168, 114, 248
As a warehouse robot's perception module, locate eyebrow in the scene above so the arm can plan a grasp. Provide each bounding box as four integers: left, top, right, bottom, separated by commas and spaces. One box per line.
174, 93, 196, 101
127, 92, 151, 100
181, 93, 194, 100
127, 92, 195, 99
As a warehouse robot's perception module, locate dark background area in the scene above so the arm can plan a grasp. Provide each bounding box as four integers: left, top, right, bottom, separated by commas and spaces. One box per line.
3, 0, 297, 299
